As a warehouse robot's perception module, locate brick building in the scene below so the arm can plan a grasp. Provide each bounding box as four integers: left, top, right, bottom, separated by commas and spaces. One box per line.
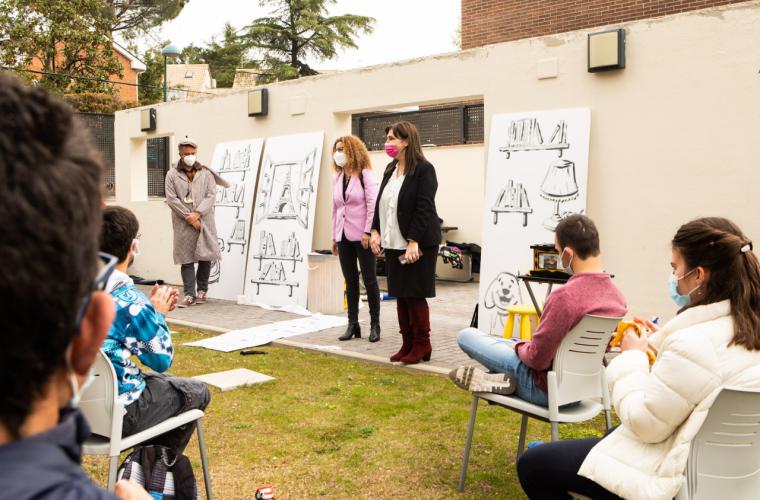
461, 0, 752, 49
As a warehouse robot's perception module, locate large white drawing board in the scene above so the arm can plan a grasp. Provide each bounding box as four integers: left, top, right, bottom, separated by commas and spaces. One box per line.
478, 108, 590, 336
207, 138, 264, 301
242, 131, 324, 308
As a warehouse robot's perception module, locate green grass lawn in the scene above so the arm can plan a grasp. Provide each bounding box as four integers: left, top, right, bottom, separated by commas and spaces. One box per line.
84, 327, 611, 499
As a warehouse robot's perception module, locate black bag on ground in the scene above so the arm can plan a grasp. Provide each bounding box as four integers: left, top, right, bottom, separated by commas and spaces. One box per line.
118, 445, 200, 500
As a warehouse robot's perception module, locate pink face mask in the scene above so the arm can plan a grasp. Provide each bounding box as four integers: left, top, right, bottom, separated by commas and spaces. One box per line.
384, 143, 399, 158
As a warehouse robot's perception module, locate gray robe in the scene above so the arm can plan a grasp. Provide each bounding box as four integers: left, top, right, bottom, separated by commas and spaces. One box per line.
165, 160, 230, 265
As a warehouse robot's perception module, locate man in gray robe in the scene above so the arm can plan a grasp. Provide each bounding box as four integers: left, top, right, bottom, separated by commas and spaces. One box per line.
165, 138, 229, 307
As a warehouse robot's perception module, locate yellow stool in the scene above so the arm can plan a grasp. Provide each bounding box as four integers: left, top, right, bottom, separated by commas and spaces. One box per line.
503, 304, 539, 340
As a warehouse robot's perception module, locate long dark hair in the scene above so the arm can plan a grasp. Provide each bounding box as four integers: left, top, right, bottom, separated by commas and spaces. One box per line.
384, 121, 426, 176
672, 217, 760, 350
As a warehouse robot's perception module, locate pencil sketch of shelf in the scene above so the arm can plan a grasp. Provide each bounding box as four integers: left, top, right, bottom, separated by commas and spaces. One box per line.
250, 261, 299, 297
250, 231, 303, 271
492, 179, 532, 226
215, 183, 245, 217
226, 219, 247, 254
498, 119, 569, 159
217, 144, 253, 179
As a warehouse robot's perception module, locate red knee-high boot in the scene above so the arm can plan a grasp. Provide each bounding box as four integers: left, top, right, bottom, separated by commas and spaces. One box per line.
401, 298, 432, 364
390, 298, 414, 362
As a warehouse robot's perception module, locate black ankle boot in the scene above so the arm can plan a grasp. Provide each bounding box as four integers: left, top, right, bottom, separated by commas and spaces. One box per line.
368, 323, 381, 343
338, 322, 361, 341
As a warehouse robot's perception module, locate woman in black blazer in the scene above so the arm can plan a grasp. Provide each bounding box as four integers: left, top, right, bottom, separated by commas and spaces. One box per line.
370, 121, 441, 364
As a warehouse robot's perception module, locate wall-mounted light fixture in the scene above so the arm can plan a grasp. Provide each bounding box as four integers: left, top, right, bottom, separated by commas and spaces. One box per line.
588, 28, 625, 72
140, 108, 156, 132
248, 88, 268, 116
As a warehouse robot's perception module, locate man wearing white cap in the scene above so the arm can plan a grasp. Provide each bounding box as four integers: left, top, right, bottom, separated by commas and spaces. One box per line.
165, 137, 229, 307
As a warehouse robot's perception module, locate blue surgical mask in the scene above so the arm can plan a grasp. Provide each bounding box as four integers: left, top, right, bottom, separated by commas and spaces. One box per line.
560, 249, 574, 275
668, 269, 698, 308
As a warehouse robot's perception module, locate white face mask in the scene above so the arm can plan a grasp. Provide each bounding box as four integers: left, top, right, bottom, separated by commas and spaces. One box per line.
183, 155, 197, 167
132, 238, 141, 257
333, 151, 347, 168
66, 346, 96, 409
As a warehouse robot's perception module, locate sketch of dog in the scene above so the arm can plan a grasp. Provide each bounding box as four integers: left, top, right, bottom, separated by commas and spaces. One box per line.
483, 272, 522, 335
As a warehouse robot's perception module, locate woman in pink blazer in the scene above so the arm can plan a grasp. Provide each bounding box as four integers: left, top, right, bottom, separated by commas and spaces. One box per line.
332, 135, 381, 342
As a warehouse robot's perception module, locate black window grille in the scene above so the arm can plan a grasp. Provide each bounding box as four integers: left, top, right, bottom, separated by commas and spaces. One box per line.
352, 103, 484, 150
147, 137, 170, 197
77, 113, 115, 196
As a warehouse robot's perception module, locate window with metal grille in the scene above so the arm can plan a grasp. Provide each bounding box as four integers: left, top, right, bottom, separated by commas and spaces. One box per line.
352, 103, 484, 150
147, 137, 170, 197
77, 113, 115, 196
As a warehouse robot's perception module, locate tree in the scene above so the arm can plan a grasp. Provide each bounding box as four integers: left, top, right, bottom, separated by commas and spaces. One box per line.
101, 0, 189, 37
137, 45, 166, 105
240, 0, 374, 82
182, 23, 256, 88
0, 0, 123, 94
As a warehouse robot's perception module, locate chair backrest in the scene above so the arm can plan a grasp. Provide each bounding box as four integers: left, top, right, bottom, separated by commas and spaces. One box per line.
79, 350, 123, 440
551, 315, 622, 406
683, 387, 760, 500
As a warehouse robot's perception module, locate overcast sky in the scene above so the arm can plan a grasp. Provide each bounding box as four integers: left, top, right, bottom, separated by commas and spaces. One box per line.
153, 0, 461, 70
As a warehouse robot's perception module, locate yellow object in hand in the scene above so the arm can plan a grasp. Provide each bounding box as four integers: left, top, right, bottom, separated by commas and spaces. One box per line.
611, 321, 656, 365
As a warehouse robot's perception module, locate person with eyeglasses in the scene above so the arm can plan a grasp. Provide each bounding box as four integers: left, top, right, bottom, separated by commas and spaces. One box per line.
100, 205, 210, 454
0, 74, 151, 499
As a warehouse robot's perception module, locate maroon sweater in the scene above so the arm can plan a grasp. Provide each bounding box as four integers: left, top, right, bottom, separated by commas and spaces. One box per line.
514, 273, 627, 392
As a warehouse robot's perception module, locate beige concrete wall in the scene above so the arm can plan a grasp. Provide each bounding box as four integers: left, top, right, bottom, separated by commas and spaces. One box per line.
115, 1, 760, 319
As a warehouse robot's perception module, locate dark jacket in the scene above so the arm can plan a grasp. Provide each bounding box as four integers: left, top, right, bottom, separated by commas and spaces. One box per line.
0, 410, 117, 500
372, 159, 441, 248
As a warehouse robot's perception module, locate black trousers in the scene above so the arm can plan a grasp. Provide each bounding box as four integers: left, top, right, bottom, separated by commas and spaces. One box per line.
517, 428, 622, 500
123, 372, 211, 453
180, 261, 211, 297
336, 238, 380, 324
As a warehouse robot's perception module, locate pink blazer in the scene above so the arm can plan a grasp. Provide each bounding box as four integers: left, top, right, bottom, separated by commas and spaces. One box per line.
332, 169, 379, 242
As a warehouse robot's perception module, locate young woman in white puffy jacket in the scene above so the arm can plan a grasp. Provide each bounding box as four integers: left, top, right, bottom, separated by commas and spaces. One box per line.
517, 217, 760, 500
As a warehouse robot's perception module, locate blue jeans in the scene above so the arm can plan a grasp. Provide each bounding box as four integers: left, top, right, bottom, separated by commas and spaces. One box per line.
457, 327, 549, 406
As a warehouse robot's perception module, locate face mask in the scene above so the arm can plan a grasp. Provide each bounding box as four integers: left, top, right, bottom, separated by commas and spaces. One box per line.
560, 249, 574, 275
183, 155, 196, 167
132, 238, 140, 257
384, 143, 399, 158
333, 151, 347, 168
668, 269, 699, 308
65, 346, 96, 409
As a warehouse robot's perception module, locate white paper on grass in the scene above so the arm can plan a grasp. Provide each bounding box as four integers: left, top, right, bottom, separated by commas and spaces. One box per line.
193, 368, 274, 392
242, 131, 325, 308
183, 313, 347, 352
478, 108, 590, 336
207, 138, 264, 301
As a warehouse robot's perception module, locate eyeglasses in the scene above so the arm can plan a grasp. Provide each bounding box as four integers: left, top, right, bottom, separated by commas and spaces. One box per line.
74, 252, 118, 332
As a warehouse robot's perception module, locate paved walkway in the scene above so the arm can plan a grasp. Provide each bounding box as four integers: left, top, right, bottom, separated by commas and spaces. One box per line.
153, 278, 484, 375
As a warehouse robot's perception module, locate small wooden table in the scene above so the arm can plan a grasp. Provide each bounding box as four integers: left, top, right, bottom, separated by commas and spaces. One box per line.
517, 274, 569, 319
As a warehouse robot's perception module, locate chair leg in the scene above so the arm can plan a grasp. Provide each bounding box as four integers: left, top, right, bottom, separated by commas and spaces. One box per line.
196, 420, 213, 500
107, 455, 119, 491
550, 421, 559, 442
516, 414, 529, 457
458, 395, 480, 492
604, 409, 612, 430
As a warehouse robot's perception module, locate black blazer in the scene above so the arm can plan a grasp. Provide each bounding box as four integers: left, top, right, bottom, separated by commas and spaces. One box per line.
372, 159, 441, 248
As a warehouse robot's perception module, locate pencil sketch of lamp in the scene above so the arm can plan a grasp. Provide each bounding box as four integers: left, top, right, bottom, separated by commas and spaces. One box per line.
540, 159, 579, 231
498, 118, 569, 159
491, 179, 532, 226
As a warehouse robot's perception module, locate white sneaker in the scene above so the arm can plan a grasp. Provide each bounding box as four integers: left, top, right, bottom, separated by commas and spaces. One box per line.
449, 366, 516, 395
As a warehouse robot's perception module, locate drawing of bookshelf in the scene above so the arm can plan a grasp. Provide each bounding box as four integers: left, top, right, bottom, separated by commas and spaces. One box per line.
226, 219, 247, 254
250, 231, 303, 272
218, 144, 253, 180
215, 183, 245, 217
491, 179, 532, 226
498, 119, 569, 159
250, 261, 299, 297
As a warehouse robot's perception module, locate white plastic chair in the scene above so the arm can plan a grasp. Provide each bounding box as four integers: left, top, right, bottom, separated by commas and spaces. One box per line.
458, 314, 622, 492
675, 387, 760, 500
79, 350, 213, 499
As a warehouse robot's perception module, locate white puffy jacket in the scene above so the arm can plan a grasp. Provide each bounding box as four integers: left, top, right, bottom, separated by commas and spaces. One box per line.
578, 300, 760, 500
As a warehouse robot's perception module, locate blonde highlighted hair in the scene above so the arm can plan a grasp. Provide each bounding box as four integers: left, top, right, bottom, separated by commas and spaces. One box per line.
332, 135, 372, 175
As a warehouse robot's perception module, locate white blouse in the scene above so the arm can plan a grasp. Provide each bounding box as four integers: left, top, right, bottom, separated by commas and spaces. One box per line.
379, 173, 407, 250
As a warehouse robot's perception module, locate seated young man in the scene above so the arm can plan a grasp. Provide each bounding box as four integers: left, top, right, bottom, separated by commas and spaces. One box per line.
0, 74, 147, 498
451, 214, 627, 406
100, 205, 210, 453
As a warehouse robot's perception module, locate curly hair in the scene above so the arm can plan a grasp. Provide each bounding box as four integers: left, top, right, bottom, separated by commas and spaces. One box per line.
332, 135, 372, 176
0, 73, 104, 437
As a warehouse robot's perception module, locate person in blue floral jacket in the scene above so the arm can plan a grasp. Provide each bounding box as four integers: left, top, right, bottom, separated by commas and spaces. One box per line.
101, 206, 211, 452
